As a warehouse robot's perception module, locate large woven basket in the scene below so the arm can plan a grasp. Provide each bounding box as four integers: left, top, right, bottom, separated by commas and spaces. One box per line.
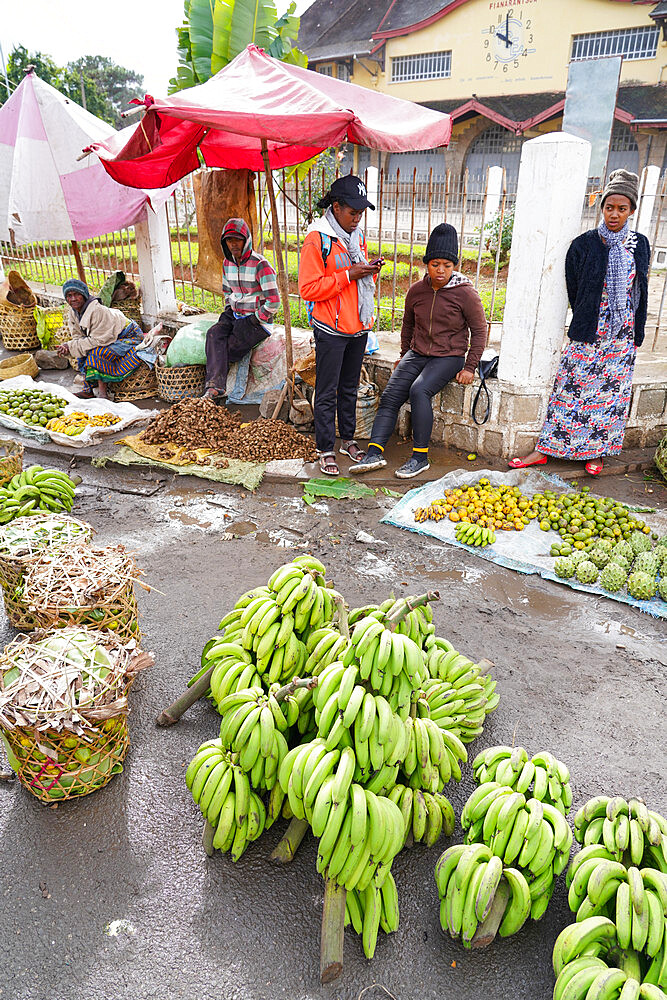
0, 352, 38, 380
156, 363, 206, 402
0, 302, 39, 350
0, 439, 23, 488
6, 578, 140, 641
112, 362, 158, 402
655, 432, 667, 482
117, 299, 143, 328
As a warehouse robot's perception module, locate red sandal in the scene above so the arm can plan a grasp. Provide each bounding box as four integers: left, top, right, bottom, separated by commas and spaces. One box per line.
585, 460, 603, 476
507, 455, 547, 469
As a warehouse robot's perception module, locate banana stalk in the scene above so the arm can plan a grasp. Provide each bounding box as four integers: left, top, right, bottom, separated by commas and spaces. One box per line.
270, 817, 310, 864
202, 819, 215, 857
320, 879, 346, 985
384, 591, 441, 631
156, 664, 216, 726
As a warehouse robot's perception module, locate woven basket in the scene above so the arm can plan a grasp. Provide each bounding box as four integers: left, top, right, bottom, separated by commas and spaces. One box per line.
0, 514, 94, 618
116, 299, 143, 328
156, 363, 206, 402
0, 302, 39, 350
111, 363, 158, 402
0, 439, 23, 488
293, 349, 317, 388
2, 718, 129, 802
655, 432, 667, 482
7, 580, 140, 641
0, 352, 38, 380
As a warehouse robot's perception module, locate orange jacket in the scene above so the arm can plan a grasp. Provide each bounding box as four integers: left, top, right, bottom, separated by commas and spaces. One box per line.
298, 218, 375, 336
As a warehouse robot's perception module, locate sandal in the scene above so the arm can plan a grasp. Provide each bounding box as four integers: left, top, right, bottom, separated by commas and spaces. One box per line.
319, 453, 339, 477
507, 455, 547, 469
339, 440, 365, 463
585, 460, 603, 476
204, 388, 227, 406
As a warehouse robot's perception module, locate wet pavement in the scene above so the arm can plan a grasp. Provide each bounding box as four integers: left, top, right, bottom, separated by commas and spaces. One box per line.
0, 445, 665, 1000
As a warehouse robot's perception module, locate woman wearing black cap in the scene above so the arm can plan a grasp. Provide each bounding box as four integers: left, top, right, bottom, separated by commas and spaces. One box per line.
509, 169, 651, 476
351, 223, 487, 479
299, 175, 384, 477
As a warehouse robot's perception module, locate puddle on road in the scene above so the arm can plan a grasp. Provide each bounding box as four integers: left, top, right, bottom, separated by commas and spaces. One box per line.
591, 619, 645, 640
356, 551, 397, 580
226, 520, 257, 536
168, 510, 212, 529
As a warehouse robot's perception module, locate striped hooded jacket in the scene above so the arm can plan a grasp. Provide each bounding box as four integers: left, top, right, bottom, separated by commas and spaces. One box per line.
220, 218, 280, 325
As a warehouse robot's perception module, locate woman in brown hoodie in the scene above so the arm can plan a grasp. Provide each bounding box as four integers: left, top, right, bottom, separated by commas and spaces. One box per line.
351, 224, 487, 479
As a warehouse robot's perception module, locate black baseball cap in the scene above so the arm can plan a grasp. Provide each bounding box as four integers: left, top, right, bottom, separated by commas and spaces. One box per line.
329, 174, 375, 211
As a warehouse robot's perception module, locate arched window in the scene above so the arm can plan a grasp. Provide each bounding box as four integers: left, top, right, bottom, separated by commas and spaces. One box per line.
464, 124, 524, 191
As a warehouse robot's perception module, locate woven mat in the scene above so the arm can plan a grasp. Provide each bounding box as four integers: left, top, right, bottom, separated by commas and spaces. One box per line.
93, 434, 265, 491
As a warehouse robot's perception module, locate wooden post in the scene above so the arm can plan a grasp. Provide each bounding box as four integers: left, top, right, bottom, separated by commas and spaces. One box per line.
260, 139, 294, 396
71, 241, 86, 283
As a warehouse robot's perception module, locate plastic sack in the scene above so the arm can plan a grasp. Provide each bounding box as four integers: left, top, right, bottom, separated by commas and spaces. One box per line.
365, 330, 379, 355
165, 319, 214, 368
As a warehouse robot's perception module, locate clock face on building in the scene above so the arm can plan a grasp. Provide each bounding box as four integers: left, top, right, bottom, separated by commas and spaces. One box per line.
482, 9, 537, 70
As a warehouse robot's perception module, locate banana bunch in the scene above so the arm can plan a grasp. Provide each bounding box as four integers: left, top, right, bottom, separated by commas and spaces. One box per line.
455, 521, 496, 547
216, 687, 291, 791
267, 556, 336, 637
345, 613, 429, 694
424, 643, 499, 740
217, 595, 308, 684
461, 782, 572, 910
435, 843, 531, 946
553, 958, 667, 1000
388, 782, 455, 847
0, 466, 77, 522
345, 873, 399, 958
567, 854, 667, 957
552, 916, 618, 978
401, 714, 468, 791
304, 626, 350, 676
646, 940, 667, 993
575, 796, 667, 871
206, 643, 264, 707
473, 746, 573, 815
185, 738, 266, 861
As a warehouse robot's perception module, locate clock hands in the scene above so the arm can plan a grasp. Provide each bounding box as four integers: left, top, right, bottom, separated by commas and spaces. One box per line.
496, 13, 512, 47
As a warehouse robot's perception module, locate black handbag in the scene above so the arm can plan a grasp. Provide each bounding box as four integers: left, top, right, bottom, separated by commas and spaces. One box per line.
471, 353, 499, 426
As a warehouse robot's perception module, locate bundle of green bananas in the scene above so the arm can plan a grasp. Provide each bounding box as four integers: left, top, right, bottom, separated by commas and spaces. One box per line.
472, 746, 572, 814
305, 625, 350, 676
207, 643, 264, 707
455, 521, 496, 547
345, 873, 399, 958
567, 853, 667, 956
461, 780, 572, 920
267, 557, 337, 636
553, 958, 667, 1000
216, 687, 292, 791
574, 796, 667, 871
216, 589, 308, 684
186, 738, 266, 861
401, 714, 468, 790
0, 466, 77, 522
435, 843, 531, 946
387, 783, 455, 847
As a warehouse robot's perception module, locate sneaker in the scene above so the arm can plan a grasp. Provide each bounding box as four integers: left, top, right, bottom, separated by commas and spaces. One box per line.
348, 451, 387, 474
395, 455, 431, 479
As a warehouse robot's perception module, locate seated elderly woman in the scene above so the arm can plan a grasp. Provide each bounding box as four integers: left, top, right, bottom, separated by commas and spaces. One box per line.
56, 278, 155, 399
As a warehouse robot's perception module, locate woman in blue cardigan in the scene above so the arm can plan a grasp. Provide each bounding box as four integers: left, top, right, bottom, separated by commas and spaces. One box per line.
509, 170, 650, 476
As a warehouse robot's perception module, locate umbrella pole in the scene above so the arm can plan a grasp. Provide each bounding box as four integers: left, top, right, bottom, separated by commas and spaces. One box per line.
260, 140, 293, 404
71, 241, 86, 283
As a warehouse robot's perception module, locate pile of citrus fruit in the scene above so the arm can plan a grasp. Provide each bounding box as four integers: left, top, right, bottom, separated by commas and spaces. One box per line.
414, 480, 542, 531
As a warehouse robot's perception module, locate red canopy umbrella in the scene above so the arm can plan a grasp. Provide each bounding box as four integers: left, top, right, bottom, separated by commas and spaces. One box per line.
90, 44, 452, 373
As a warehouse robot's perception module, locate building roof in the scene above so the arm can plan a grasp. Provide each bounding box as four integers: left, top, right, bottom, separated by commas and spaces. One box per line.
650, 1, 667, 17
422, 84, 667, 133
297, 0, 378, 60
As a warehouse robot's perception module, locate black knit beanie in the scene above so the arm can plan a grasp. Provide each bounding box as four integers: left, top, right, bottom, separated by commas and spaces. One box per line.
424, 223, 459, 265
601, 169, 639, 211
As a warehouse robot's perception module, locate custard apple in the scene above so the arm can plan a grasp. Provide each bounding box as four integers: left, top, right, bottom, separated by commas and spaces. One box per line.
656, 535, 667, 550
569, 550, 588, 566
627, 571, 657, 600
658, 576, 667, 603
554, 557, 576, 579
610, 553, 632, 573
589, 547, 611, 569
599, 561, 627, 592
657, 547, 667, 571
612, 540, 634, 563
633, 551, 659, 576
596, 539, 614, 554
576, 560, 599, 585
630, 530, 652, 556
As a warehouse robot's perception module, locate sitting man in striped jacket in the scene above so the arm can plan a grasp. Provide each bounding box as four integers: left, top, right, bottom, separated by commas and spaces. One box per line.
204, 218, 280, 404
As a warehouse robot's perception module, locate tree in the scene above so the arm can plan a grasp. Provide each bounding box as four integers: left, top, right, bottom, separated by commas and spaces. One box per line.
3, 46, 144, 130
169, 0, 306, 94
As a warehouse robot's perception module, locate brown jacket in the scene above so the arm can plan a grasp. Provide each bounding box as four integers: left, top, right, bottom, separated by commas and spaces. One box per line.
67, 299, 128, 359
400, 274, 487, 373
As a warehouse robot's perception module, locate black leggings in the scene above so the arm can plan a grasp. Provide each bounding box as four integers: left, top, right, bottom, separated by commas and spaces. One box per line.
369, 350, 465, 450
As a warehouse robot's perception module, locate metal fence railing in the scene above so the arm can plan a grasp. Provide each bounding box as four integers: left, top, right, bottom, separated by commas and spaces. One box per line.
2, 163, 665, 350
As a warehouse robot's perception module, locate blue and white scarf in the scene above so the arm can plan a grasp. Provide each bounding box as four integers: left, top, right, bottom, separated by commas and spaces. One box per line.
598, 220, 633, 336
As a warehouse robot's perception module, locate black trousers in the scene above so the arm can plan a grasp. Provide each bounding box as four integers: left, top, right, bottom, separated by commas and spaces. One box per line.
205, 306, 268, 391
369, 350, 465, 450
313, 328, 368, 453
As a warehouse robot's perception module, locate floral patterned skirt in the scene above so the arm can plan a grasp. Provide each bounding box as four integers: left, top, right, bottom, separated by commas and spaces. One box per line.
537, 326, 636, 460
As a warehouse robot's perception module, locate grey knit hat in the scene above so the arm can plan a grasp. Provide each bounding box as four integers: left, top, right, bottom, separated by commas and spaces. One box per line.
601, 169, 639, 210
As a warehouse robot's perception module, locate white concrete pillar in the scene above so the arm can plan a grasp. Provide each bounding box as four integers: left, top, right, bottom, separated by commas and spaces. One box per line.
134, 204, 178, 325
365, 166, 379, 233
482, 165, 503, 231
498, 132, 591, 389
636, 164, 660, 238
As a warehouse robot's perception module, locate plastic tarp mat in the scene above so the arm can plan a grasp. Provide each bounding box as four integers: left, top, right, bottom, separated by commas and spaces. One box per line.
382, 469, 667, 620
0, 376, 157, 448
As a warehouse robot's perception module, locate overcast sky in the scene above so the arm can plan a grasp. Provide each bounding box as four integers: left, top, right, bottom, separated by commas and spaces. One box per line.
2, 0, 312, 104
